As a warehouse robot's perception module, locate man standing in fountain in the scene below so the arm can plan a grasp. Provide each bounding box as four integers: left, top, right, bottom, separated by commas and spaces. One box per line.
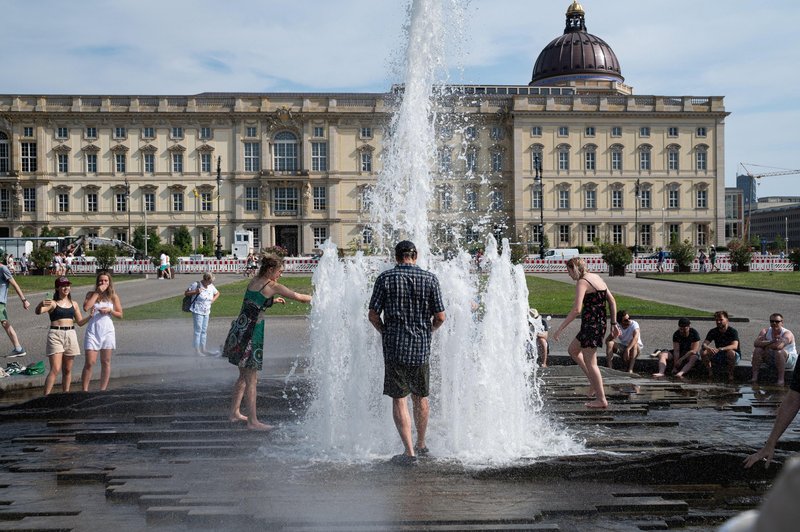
368, 240, 446, 465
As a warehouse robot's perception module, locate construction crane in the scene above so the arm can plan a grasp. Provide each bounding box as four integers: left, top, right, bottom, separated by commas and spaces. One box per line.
738, 163, 800, 241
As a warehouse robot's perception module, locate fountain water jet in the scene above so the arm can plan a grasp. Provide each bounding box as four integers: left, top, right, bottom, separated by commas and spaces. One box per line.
303, 0, 582, 465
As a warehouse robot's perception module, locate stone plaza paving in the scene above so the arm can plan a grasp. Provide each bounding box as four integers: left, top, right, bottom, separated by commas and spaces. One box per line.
0, 362, 796, 531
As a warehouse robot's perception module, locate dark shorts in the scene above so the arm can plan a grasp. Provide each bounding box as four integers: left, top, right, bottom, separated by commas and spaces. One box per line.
383, 359, 429, 398
711, 350, 741, 366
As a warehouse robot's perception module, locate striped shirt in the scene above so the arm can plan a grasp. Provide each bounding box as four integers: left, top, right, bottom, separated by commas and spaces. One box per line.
369, 264, 445, 365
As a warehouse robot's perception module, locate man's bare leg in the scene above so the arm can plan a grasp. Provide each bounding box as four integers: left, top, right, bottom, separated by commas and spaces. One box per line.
229, 368, 248, 422
392, 396, 415, 456
653, 351, 670, 377
676, 354, 699, 378
627, 346, 640, 373
751, 348, 764, 383
1, 320, 22, 350
725, 351, 737, 382
605, 340, 615, 368
775, 350, 787, 386
411, 395, 429, 452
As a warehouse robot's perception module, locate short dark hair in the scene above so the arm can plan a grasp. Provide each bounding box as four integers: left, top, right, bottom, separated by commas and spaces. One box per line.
616, 310, 628, 322
395, 240, 417, 261
678, 317, 691, 327
714, 310, 729, 320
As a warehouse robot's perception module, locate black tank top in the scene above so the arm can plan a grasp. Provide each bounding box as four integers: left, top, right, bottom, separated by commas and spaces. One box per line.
49, 304, 75, 321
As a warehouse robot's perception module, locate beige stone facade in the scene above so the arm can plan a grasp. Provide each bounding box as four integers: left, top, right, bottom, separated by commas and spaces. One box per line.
0, 87, 726, 256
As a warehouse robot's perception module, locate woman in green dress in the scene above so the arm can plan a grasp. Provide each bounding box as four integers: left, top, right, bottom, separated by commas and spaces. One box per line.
223, 254, 312, 430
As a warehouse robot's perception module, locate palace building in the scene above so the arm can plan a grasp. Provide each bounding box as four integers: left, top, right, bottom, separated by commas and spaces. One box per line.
0, 2, 727, 256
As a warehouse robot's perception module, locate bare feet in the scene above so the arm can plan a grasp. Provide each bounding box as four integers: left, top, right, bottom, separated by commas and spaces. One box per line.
777, 380, 785, 386
652, 373, 665, 378
675, 372, 685, 379
246, 421, 274, 431
229, 412, 248, 422
585, 400, 608, 409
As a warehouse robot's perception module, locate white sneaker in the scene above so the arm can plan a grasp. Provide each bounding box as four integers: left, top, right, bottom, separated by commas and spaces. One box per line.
7, 347, 26, 358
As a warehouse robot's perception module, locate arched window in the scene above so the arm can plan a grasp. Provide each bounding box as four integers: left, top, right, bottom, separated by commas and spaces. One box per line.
695, 144, 708, 171
583, 143, 597, 171
273, 131, 298, 172
557, 143, 571, 171
609, 143, 624, 171
638, 144, 652, 171
667, 143, 681, 171
530, 143, 544, 173
0, 132, 9, 173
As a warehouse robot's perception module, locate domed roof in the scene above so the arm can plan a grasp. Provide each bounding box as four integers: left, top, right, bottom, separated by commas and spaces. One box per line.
530, 2, 624, 86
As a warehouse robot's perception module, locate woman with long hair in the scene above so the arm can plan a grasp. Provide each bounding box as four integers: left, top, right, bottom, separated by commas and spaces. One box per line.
81, 271, 123, 391
35, 276, 90, 395
552, 257, 619, 409
223, 254, 312, 430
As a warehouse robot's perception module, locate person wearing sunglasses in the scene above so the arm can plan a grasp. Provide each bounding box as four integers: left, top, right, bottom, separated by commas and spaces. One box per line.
605, 310, 643, 373
751, 313, 796, 386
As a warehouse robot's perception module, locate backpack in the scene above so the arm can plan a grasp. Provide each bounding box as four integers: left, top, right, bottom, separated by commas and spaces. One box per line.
181, 282, 199, 312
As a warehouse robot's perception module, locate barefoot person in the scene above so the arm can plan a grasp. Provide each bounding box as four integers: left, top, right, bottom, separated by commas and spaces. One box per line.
744, 365, 800, 469
35, 277, 91, 395
369, 240, 446, 465
223, 254, 312, 430
653, 317, 701, 378
81, 272, 123, 391
552, 257, 619, 409
751, 313, 797, 386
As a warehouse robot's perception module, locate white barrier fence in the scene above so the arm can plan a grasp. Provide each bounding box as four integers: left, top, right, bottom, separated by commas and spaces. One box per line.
11, 255, 795, 275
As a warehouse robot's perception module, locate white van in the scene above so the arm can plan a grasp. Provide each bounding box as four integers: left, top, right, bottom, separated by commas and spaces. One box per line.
543, 248, 580, 261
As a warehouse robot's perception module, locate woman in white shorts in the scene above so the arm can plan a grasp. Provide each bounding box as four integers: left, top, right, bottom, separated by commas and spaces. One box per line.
35, 276, 90, 395
81, 271, 123, 391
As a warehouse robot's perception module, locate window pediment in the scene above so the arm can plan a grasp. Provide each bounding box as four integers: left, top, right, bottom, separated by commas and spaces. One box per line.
111, 184, 128, 192
357, 144, 375, 153
667, 182, 681, 189
140, 184, 158, 192
637, 144, 653, 151
666, 143, 681, 151
695, 143, 709, 151
610, 182, 625, 189
140, 144, 158, 154
609, 143, 624, 151
167, 144, 186, 153
196, 184, 215, 193
583, 182, 598, 190
168, 184, 187, 192
81, 144, 100, 153
583, 143, 597, 151
489, 144, 506, 153
556, 143, 571, 150
53, 144, 71, 154
196, 144, 215, 153
529, 143, 544, 151
110, 144, 129, 154
54, 184, 72, 192
83, 184, 100, 192
557, 182, 572, 189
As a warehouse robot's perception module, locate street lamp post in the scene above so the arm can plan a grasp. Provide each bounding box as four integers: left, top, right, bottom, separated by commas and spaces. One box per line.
634, 178, 640, 267
215, 156, 222, 260
533, 154, 544, 259
124, 178, 131, 246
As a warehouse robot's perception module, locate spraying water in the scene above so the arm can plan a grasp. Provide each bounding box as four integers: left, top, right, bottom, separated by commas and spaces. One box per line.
303, 0, 581, 465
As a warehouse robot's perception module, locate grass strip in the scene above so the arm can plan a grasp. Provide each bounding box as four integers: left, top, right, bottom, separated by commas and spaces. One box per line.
636, 271, 800, 294
14, 274, 143, 293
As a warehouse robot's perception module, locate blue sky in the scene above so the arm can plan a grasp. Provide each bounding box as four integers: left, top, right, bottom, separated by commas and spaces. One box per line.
2, 0, 798, 197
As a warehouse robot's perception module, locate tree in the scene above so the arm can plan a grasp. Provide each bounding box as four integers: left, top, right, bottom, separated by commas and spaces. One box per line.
91, 245, 118, 272
669, 238, 695, 272
599, 241, 632, 276
132, 225, 161, 255
173, 225, 192, 255
29, 245, 54, 275
728, 238, 753, 272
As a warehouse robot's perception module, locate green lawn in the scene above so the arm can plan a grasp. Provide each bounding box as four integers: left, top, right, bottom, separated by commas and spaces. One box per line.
123, 274, 704, 321
637, 271, 800, 293
12, 274, 144, 294
123, 277, 313, 321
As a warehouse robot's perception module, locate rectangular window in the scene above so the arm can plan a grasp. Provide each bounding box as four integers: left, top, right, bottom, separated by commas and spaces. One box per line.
668, 189, 680, 209
696, 127, 707, 137
57, 153, 69, 173
245, 186, 259, 212
0, 140, 8, 172
84, 232, 97, 251
360, 127, 372, 139
558, 189, 570, 209
116, 232, 127, 243
172, 153, 183, 173
21, 142, 37, 172
244, 142, 260, 172
585, 151, 595, 170
531, 126, 542, 136
696, 189, 708, 209
273, 187, 299, 214
464, 126, 477, 140
611, 126, 622, 137
144, 192, 155, 212
86, 192, 98, 212
612, 224, 623, 245
362, 226, 373, 245
640, 224, 652, 246
559, 224, 570, 245
86, 153, 97, 173
360, 151, 372, 172
0, 189, 8, 216
245, 126, 257, 138
558, 151, 569, 170
86, 126, 97, 139
144, 153, 155, 173
466, 150, 477, 172
669, 224, 680, 243
640, 189, 651, 209
612, 189, 623, 209
439, 187, 452, 211
142, 127, 155, 139
558, 126, 569, 136
171, 127, 183, 139
585, 189, 596, 209
585, 224, 597, 244
57, 193, 69, 212
23, 188, 36, 212
115, 153, 126, 173
668, 127, 679, 137
639, 127, 650, 137
532, 188, 542, 209
313, 186, 327, 210
438, 150, 452, 172
585, 126, 595, 137
313, 227, 328, 248
359, 187, 372, 211
56, 127, 69, 139
696, 151, 707, 170
491, 152, 503, 172
531, 224, 542, 245
116, 193, 127, 212
199, 127, 212, 140
311, 142, 328, 171
313, 126, 324, 138
611, 151, 622, 171
201, 153, 212, 173
639, 151, 651, 170
668, 151, 679, 170
114, 127, 127, 139
697, 225, 707, 246
23, 126, 34, 137
200, 192, 212, 212
172, 192, 184, 212
490, 127, 504, 140
465, 186, 477, 211
490, 189, 504, 211
250, 227, 260, 250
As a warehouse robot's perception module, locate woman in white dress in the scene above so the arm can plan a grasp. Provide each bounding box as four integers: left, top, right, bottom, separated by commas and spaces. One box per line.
81, 271, 123, 391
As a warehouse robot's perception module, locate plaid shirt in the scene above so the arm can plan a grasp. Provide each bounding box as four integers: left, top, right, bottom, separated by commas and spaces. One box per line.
369, 264, 445, 365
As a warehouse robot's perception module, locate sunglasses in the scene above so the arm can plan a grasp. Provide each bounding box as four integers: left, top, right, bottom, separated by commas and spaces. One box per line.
770, 320, 783, 324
